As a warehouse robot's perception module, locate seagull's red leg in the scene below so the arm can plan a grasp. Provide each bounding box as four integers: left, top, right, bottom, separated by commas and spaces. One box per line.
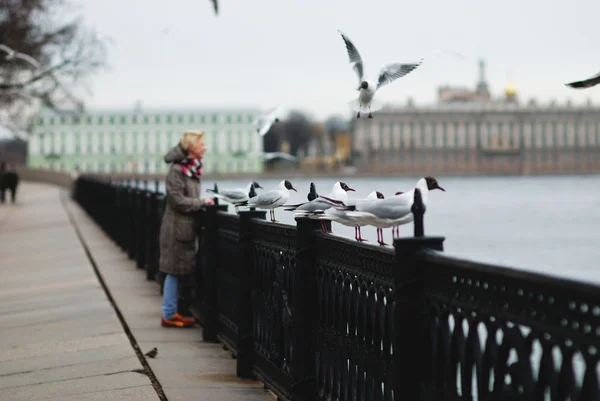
378, 228, 388, 246
368, 112, 373, 119
321, 220, 328, 233
357, 226, 368, 242
356, 111, 360, 118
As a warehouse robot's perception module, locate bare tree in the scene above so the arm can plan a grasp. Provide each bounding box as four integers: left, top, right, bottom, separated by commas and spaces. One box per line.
0, 0, 109, 137
262, 110, 316, 155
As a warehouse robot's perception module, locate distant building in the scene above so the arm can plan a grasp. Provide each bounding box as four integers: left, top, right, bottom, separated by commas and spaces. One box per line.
351, 59, 600, 175
437, 59, 492, 104
27, 107, 264, 175
300, 117, 352, 172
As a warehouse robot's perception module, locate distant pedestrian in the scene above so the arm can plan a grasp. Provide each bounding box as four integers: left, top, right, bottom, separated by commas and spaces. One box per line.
0, 162, 19, 204
158, 130, 214, 328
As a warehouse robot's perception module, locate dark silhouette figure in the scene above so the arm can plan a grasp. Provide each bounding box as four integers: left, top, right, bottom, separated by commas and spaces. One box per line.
0, 162, 19, 203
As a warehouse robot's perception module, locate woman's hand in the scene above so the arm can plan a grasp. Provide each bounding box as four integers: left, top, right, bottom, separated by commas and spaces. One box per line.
202, 197, 215, 205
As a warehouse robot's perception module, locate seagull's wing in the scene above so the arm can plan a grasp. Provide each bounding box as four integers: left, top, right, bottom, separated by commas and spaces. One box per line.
294, 198, 333, 213
565, 71, 600, 89
358, 198, 412, 220
338, 30, 364, 84
257, 122, 274, 136
219, 188, 247, 200
252, 115, 265, 126
249, 190, 283, 207
376, 60, 423, 90
253, 107, 280, 127
210, 0, 218, 15
264, 106, 280, 118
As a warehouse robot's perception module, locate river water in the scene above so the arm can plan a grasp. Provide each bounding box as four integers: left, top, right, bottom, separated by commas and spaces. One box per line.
156, 174, 600, 285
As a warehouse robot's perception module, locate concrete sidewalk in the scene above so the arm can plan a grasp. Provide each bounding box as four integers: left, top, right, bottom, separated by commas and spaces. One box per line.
0, 183, 273, 401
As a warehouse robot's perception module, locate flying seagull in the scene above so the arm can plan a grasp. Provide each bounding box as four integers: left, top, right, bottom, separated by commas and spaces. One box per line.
565, 71, 600, 89
338, 30, 423, 119
253, 107, 282, 136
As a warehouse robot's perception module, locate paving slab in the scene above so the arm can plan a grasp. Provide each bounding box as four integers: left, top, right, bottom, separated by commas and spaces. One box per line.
0, 181, 275, 401
0, 183, 158, 401
65, 186, 275, 400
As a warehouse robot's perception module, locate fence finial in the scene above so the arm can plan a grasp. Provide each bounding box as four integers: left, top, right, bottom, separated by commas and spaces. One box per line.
412, 188, 426, 237
213, 183, 219, 206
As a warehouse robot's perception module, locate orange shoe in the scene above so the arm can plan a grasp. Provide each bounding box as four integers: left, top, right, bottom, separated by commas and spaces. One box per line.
174, 313, 195, 326
161, 316, 193, 328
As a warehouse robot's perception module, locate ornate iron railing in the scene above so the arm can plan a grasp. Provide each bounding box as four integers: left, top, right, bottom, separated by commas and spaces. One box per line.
73, 175, 600, 401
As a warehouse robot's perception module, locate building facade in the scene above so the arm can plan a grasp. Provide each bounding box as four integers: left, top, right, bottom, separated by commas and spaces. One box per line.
27, 108, 264, 175
352, 102, 600, 175
351, 60, 600, 175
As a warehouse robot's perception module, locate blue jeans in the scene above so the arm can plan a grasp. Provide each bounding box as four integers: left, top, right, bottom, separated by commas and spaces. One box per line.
162, 274, 178, 319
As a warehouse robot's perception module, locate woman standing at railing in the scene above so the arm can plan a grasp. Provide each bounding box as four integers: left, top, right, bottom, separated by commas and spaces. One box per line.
159, 130, 214, 328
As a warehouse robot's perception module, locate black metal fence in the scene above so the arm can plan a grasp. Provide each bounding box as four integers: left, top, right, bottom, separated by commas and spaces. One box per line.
73, 175, 600, 401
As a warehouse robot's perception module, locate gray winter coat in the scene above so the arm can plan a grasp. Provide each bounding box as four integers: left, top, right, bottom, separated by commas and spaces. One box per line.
159, 145, 203, 276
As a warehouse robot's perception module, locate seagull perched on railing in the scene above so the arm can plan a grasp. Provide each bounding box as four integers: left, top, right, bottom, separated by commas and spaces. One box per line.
0, 44, 41, 69
315, 190, 384, 242
338, 30, 423, 119
206, 181, 263, 212
565, 71, 600, 89
253, 107, 282, 136
238, 180, 297, 222
284, 181, 355, 232
320, 177, 445, 246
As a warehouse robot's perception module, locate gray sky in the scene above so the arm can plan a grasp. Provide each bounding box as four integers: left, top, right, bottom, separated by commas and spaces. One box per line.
78, 0, 600, 121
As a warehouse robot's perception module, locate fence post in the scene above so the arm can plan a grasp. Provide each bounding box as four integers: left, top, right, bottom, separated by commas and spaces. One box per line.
127, 186, 136, 259
135, 189, 147, 269
145, 191, 158, 281
393, 190, 445, 400
236, 209, 267, 379
412, 188, 425, 237
289, 216, 327, 400
198, 205, 219, 342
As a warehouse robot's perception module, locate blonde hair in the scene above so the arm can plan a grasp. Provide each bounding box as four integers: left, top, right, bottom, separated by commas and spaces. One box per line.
179, 130, 205, 150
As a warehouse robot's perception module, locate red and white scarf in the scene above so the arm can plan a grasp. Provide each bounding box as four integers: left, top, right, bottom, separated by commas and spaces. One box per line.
179, 158, 202, 179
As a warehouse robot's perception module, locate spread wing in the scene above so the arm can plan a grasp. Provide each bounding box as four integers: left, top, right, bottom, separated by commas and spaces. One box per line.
210, 0, 218, 15
338, 30, 364, 84
565, 71, 600, 89
376, 60, 423, 90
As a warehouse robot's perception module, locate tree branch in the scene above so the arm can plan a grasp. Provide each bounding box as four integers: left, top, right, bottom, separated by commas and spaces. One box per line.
0, 59, 71, 89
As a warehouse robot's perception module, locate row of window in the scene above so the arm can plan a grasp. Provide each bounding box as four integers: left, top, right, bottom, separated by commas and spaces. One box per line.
31, 130, 261, 156
359, 121, 600, 149
37, 113, 257, 126
360, 149, 600, 167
